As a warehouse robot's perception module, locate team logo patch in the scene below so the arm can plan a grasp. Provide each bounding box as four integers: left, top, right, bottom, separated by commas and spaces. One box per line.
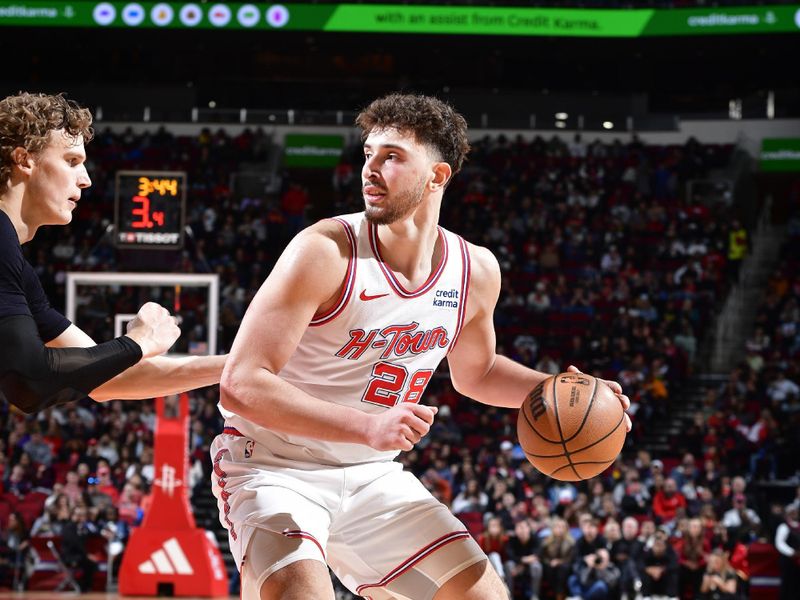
244, 440, 255, 458
433, 288, 459, 309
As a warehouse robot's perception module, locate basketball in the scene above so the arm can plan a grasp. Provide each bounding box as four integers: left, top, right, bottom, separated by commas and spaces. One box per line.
517, 372, 626, 481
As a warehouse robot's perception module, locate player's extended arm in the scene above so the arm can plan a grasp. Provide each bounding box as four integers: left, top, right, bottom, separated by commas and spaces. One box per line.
448, 244, 631, 428
1, 301, 180, 413
447, 245, 551, 409
220, 221, 435, 452
47, 325, 226, 401
0, 314, 142, 414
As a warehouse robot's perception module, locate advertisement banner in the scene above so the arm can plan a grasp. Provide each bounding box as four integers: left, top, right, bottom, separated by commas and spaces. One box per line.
0, 2, 798, 37
284, 134, 344, 168
761, 139, 800, 172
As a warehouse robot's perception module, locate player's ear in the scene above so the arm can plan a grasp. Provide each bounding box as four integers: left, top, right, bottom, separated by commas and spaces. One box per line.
11, 147, 34, 174
429, 161, 452, 192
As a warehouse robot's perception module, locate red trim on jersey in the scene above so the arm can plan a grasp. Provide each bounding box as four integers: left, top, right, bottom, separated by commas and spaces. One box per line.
281, 529, 326, 561
355, 530, 471, 596
368, 222, 448, 298
310, 218, 357, 326
213, 449, 237, 541
448, 236, 471, 353
222, 426, 244, 437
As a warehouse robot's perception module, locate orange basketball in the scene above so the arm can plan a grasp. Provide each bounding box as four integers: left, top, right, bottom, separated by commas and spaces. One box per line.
517, 372, 626, 481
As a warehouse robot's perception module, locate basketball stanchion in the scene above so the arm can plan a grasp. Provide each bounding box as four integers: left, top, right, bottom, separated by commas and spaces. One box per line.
119, 393, 228, 596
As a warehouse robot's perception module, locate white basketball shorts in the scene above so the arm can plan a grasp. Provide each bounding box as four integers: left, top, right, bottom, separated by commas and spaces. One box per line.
210, 431, 486, 599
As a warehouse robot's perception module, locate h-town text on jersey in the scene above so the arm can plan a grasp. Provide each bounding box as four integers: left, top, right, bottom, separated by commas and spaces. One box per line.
335, 323, 450, 360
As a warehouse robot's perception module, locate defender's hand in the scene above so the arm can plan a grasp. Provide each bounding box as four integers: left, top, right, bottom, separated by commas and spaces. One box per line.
126, 302, 181, 358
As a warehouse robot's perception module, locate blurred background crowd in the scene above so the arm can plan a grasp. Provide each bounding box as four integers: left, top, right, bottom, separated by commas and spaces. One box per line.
0, 126, 797, 599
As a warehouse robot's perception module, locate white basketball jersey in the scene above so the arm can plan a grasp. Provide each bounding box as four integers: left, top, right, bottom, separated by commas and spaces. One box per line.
219, 212, 471, 466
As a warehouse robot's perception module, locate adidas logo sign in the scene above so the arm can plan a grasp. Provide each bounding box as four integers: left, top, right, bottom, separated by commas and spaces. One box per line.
138, 537, 195, 575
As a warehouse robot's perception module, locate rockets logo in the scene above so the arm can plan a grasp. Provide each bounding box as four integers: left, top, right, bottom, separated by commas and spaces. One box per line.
154, 464, 182, 498
336, 322, 449, 360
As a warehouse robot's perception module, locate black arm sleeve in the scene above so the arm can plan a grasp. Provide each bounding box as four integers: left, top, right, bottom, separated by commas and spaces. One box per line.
0, 314, 143, 414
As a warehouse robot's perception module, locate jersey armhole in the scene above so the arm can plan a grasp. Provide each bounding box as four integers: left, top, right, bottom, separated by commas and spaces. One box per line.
310, 218, 357, 327
447, 236, 471, 353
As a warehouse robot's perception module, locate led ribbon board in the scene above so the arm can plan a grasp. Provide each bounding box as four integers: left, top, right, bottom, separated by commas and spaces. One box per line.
1, 2, 799, 36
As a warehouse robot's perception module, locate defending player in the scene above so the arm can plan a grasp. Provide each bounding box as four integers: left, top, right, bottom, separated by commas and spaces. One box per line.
0, 92, 225, 413
215, 94, 631, 599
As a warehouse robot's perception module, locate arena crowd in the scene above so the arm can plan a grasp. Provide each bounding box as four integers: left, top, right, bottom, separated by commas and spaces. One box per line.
1, 128, 798, 599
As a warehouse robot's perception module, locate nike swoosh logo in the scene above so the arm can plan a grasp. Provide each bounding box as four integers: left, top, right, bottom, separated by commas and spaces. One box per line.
359, 290, 389, 301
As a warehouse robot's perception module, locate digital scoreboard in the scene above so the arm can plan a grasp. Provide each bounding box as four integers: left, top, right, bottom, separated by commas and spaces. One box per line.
114, 171, 186, 250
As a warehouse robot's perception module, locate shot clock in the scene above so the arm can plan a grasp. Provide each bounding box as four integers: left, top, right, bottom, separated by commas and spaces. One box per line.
114, 171, 187, 249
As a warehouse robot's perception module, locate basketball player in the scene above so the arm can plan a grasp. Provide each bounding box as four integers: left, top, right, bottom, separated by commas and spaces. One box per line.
0, 92, 225, 413
215, 94, 631, 600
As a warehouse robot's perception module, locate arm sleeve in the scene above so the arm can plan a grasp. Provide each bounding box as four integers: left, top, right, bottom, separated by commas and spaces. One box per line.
0, 314, 142, 414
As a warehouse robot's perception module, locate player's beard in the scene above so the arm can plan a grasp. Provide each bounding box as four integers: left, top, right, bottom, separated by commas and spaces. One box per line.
364, 177, 426, 225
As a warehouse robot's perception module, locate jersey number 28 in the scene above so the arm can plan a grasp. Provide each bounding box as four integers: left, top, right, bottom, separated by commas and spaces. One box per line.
361, 361, 434, 408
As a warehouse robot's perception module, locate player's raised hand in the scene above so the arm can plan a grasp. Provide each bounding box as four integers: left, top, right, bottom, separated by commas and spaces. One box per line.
365, 403, 438, 451
125, 302, 181, 358
567, 364, 632, 432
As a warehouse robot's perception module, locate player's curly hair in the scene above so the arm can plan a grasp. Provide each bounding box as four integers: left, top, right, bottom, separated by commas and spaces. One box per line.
0, 92, 94, 196
356, 93, 470, 178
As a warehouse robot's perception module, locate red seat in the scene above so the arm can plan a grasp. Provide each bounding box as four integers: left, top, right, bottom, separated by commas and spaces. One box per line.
0, 500, 10, 528
27, 536, 64, 591
455, 511, 485, 539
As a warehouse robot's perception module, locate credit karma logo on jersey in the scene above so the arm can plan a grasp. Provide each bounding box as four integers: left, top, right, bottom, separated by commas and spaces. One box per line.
336, 322, 449, 360
433, 288, 459, 309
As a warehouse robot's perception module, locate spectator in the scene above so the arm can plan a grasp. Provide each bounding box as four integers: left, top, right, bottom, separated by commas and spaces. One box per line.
62, 471, 85, 505
774, 504, 799, 600
700, 549, 738, 600
767, 370, 799, 409
535, 354, 560, 376
527, 282, 551, 312
478, 517, 510, 586
620, 475, 650, 517
451, 478, 489, 514
638, 530, 679, 599
721, 494, 761, 541
670, 453, 700, 490
3, 464, 31, 497
653, 477, 687, 526
726, 220, 747, 283
117, 482, 143, 526
95, 434, 119, 466
30, 504, 61, 537
22, 430, 53, 467
613, 516, 644, 599
567, 547, 620, 600
541, 517, 575, 600
280, 182, 309, 235
0, 511, 30, 589
504, 519, 543, 600
60, 506, 99, 593
574, 515, 607, 559
675, 517, 710, 598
